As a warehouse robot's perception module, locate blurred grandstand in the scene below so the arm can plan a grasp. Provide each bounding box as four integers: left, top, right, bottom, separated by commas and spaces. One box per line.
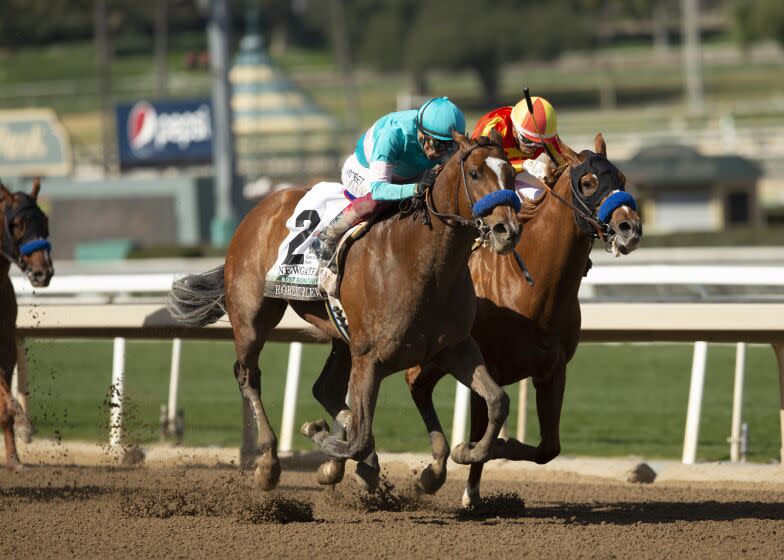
0, 0, 782, 256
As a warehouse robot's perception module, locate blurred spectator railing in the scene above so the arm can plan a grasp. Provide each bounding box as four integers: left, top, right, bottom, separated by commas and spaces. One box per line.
11, 263, 784, 466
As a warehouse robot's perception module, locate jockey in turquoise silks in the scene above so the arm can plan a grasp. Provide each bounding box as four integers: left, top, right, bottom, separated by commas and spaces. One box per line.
313, 97, 466, 273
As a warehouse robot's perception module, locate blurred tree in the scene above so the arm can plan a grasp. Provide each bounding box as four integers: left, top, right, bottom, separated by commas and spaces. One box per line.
0, 0, 94, 46
731, 0, 784, 47
308, 0, 593, 107
0, 0, 325, 52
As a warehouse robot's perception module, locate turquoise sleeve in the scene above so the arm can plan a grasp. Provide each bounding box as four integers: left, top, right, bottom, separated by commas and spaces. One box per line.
370, 181, 417, 201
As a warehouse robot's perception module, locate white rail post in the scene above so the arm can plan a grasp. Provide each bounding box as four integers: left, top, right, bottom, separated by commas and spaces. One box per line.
279, 342, 303, 453
773, 343, 784, 466
451, 382, 471, 449
729, 342, 746, 463
109, 337, 126, 449
517, 378, 529, 442
682, 341, 708, 464
12, 336, 30, 415
166, 338, 183, 436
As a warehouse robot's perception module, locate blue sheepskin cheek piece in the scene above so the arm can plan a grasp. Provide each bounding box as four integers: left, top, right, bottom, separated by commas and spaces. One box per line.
19, 239, 51, 256
597, 191, 637, 223
472, 190, 521, 218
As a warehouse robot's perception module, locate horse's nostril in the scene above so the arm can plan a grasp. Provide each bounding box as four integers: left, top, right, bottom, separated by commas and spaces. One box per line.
492, 222, 511, 239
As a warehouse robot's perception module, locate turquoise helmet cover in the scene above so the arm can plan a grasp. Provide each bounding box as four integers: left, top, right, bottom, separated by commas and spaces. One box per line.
415, 97, 466, 141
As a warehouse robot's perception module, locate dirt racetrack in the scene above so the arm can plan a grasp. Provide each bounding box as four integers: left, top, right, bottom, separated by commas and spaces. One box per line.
2, 453, 784, 560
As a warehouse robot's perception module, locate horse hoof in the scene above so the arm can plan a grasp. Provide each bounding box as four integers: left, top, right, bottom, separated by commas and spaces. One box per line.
15, 421, 34, 444
316, 459, 345, 485
335, 410, 353, 432
300, 418, 329, 439
450, 442, 479, 465
353, 461, 380, 492
254, 452, 281, 491
419, 463, 447, 495
461, 486, 481, 508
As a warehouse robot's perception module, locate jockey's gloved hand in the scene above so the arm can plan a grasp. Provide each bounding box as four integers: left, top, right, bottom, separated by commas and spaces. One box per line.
415, 168, 437, 195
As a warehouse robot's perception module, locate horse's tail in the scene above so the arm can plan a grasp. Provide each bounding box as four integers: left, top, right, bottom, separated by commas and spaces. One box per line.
167, 265, 227, 327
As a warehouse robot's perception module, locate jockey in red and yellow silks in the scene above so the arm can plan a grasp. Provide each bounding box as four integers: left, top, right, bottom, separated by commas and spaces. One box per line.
471, 96, 564, 173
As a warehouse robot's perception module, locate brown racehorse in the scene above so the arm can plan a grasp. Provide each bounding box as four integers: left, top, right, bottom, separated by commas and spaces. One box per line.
169, 131, 522, 490
1, 178, 54, 471
403, 134, 643, 506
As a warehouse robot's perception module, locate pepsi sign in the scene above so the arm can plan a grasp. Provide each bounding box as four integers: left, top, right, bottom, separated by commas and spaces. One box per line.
116, 99, 213, 168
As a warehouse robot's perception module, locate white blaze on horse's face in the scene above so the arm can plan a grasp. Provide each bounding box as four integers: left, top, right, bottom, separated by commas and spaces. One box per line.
486, 157, 512, 190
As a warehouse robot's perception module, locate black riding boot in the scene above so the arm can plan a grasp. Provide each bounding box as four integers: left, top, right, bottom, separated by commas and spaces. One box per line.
313, 207, 358, 273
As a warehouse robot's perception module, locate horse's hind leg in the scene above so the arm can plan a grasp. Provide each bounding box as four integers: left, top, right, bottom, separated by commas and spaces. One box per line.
433, 337, 509, 465
230, 296, 287, 490
462, 392, 489, 507
496, 367, 565, 464
405, 364, 450, 494
309, 339, 351, 486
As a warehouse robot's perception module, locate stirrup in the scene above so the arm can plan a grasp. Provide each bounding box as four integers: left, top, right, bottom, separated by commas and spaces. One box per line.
318, 265, 338, 298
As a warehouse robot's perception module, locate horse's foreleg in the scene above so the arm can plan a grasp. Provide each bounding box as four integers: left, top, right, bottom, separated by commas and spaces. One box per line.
307, 339, 352, 486
434, 337, 509, 465
305, 341, 380, 490
0, 371, 22, 471
305, 357, 380, 466
406, 364, 450, 494
231, 297, 287, 490
498, 368, 565, 464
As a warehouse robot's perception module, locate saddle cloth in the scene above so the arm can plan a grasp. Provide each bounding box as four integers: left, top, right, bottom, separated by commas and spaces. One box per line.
264, 182, 351, 301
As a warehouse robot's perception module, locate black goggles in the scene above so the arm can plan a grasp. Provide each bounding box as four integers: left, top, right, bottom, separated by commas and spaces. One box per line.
426, 135, 457, 154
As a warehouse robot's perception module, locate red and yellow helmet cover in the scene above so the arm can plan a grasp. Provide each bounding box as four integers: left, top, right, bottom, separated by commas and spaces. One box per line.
472, 105, 563, 172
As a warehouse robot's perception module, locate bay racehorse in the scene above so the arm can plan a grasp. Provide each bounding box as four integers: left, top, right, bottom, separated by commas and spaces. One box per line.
169, 131, 522, 490
1, 178, 54, 471
402, 133, 643, 505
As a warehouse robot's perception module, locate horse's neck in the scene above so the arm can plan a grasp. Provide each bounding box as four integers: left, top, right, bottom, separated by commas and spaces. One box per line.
424, 168, 475, 271
0, 214, 9, 283
518, 177, 592, 325
377, 168, 474, 286
0, 259, 10, 285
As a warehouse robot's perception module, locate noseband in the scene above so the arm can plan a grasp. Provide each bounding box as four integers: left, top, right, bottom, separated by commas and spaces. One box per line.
1, 193, 52, 274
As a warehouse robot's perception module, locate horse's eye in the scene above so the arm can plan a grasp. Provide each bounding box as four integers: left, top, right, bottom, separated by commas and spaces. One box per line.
469, 169, 479, 180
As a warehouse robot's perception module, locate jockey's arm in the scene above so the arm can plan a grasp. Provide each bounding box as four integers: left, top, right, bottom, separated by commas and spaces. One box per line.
367, 160, 417, 201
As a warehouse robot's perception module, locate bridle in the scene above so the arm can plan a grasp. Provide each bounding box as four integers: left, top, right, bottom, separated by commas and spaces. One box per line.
421, 137, 520, 245
543, 150, 634, 248
1, 192, 52, 276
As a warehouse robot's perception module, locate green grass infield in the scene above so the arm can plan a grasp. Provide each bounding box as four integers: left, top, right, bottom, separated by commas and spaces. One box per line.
21, 339, 783, 463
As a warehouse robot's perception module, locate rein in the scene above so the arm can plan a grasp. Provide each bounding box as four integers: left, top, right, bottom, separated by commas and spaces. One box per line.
542, 175, 609, 241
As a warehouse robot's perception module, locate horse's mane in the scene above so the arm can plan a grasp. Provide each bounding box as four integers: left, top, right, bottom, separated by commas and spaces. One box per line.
518, 159, 573, 224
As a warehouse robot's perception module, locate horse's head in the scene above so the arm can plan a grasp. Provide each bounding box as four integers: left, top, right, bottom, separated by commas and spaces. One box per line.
1, 178, 54, 287
438, 129, 521, 255
555, 134, 642, 255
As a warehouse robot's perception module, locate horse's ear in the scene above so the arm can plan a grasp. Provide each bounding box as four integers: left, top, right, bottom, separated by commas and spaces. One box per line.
595, 133, 607, 156
452, 129, 472, 151
0, 181, 13, 204
558, 140, 581, 164
30, 177, 41, 199
487, 128, 503, 146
